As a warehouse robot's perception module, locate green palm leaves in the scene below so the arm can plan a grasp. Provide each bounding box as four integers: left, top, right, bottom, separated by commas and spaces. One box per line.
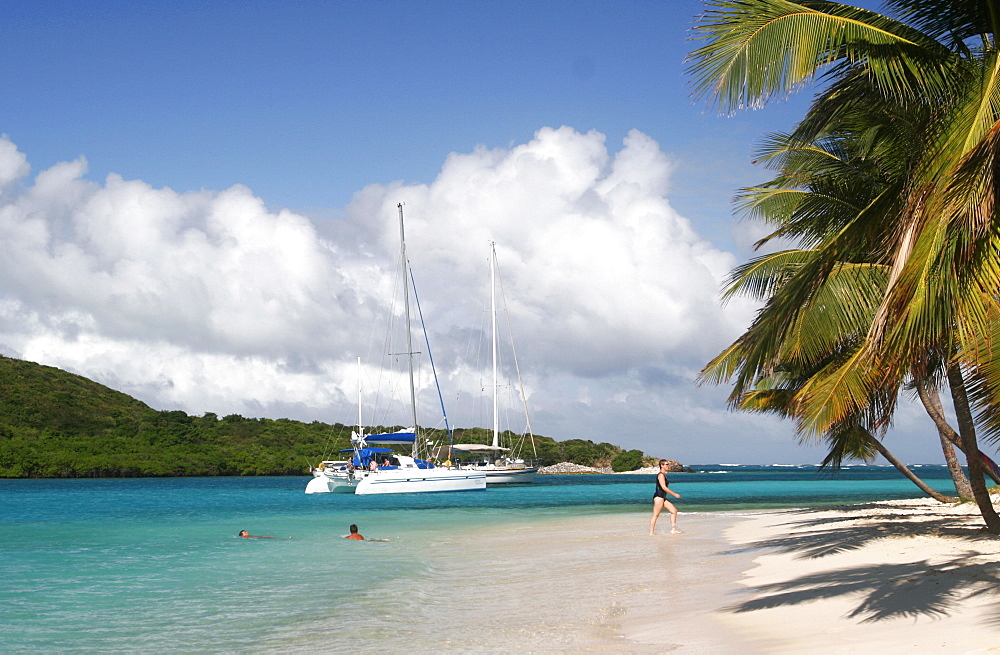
690, 0, 1000, 530
689, 0, 948, 110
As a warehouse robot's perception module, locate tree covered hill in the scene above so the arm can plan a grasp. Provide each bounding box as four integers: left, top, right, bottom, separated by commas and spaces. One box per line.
0, 355, 649, 478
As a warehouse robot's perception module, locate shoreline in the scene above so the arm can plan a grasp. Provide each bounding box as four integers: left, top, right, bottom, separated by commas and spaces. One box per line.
613, 497, 1000, 653
410, 497, 1000, 652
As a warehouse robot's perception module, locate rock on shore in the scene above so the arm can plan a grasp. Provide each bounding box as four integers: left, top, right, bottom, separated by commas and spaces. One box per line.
538, 462, 612, 474
647, 459, 686, 473
538, 460, 685, 475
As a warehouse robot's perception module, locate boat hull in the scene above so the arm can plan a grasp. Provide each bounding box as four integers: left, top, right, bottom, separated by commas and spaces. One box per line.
355, 468, 486, 494
483, 467, 538, 485
305, 470, 363, 494
306, 467, 485, 494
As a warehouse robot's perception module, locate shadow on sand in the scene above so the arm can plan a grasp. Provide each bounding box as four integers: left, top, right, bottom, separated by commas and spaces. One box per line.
721, 503, 1000, 623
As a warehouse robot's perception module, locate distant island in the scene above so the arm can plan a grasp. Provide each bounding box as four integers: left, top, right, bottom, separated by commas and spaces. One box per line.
0, 355, 679, 478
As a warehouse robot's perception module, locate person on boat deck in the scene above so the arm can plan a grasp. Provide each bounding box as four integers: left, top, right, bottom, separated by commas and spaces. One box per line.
383, 457, 391, 467
368, 460, 378, 471
345, 460, 355, 473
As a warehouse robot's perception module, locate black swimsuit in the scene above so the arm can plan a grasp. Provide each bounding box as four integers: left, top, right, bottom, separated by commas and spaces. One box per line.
653, 473, 669, 499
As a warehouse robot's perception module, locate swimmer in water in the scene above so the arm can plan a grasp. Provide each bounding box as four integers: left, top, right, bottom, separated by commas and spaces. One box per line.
238, 530, 291, 539
344, 524, 389, 541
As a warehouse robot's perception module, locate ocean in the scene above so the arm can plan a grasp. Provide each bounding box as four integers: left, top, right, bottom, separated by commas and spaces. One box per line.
0, 465, 964, 652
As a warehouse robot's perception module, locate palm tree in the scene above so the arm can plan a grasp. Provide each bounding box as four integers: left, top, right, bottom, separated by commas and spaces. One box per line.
688, 0, 1000, 531
701, 227, 966, 500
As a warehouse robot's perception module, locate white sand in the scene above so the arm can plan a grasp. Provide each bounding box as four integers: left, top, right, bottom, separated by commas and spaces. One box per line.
713, 499, 1000, 654
333, 500, 999, 652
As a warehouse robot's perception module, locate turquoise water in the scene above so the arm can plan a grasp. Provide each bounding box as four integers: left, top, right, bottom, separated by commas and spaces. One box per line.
0, 466, 963, 651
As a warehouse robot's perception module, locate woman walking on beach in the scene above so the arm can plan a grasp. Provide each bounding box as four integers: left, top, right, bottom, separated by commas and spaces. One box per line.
650, 459, 682, 535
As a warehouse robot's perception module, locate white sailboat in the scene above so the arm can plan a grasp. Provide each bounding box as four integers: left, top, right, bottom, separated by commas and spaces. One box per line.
453, 242, 538, 485
306, 204, 485, 495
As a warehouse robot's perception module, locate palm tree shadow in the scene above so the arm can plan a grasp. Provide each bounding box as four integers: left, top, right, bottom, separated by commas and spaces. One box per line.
722, 506, 1000, 623
985, 602, 1000, 629
731, 556, 997, 621
724, 505, 993, 560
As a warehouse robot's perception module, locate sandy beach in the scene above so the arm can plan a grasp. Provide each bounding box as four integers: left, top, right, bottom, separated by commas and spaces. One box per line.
586, 498, 1000, 653
713, 498, 1000, 654
418, 497, 1000, 653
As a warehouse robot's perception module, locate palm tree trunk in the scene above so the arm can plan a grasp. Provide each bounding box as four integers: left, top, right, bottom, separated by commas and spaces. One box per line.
939, 431, 974, 498
872, 439, 954, 503
915, 381, 1000, 485
915, 382, 975, 497
947, 364, 1000, 533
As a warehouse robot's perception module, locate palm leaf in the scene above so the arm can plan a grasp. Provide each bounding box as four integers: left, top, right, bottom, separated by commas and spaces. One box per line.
688, 0, 949, 112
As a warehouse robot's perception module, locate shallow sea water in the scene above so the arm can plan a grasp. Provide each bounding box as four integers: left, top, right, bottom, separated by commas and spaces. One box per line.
0, 466, 962, 651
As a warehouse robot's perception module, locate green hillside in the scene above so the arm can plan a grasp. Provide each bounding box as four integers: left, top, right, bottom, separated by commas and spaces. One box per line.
0, 355, 647, 478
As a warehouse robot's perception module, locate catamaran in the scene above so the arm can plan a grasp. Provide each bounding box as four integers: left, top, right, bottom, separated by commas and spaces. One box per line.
305, 205, 485, 495
453, 242, 538, 485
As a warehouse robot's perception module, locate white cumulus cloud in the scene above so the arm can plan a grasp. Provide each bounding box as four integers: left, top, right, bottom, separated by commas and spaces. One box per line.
0, 128, 790, 463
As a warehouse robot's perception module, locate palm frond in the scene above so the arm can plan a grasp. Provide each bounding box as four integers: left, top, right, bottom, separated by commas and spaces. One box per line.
883, 0, 997, 48
961, 306, 1000, 443
688, 0, 949, 112
793, 343, 900, 439
818, 419, 881, 470
720, 249, 812, 302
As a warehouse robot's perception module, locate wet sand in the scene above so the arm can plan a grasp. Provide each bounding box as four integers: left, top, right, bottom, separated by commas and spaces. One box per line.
399, 510, 764, 652
416, 499, 1000, 652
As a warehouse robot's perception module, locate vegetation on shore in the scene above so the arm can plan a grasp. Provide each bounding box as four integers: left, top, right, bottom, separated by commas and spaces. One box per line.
0, 355, 658, 478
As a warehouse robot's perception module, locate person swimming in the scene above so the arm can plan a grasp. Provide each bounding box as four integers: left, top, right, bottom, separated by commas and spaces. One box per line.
344, 524, 389, 542
238, 530, 291, 539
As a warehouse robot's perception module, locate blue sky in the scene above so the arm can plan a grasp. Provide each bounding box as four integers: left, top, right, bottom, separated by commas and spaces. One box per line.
0, 0, 949, 466
4, 1, 810, 240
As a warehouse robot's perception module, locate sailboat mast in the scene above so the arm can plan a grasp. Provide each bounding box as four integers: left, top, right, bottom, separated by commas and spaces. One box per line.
491, 242, 499, 450
398, 203, 421, 459
356, 356, 363, 438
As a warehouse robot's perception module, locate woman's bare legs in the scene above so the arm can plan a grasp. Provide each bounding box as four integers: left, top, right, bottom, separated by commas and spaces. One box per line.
665, 499, 680, 533
650, 497, 680, 535
649, 497, 664, 535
